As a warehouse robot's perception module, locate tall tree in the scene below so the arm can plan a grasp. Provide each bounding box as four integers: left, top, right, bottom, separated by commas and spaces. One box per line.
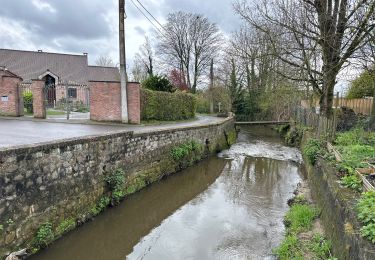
95, 55, 115, 67
135, 36, 154, 77
159, 12, 223, 93
234, 0, 375, 117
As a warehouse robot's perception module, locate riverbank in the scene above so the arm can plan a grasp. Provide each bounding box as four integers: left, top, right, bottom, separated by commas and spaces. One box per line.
274, 178, 336, 259
277, 124, 375, 259
0, 117, 236, 258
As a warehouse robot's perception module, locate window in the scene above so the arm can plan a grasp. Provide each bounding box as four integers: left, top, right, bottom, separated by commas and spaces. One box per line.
68, 88, 77, 98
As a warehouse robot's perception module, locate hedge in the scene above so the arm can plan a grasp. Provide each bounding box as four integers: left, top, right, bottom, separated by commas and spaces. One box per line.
141, 88, 197, 121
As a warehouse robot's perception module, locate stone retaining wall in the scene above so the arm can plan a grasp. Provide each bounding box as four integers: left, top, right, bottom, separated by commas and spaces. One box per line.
0, 118, 235, 257
303, 135, 375, 259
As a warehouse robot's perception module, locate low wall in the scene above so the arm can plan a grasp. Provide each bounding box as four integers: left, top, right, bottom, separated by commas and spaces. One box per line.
303, 136, 375, 259
0, 118, 235, 257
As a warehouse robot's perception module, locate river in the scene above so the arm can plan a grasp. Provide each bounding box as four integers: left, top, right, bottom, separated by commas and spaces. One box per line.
31, 126, 303, 260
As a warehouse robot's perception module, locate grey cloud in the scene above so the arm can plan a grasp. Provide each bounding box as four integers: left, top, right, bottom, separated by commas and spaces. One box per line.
161, 0, 242, 33
0, 0, 112, 40
134, 26, 146, 36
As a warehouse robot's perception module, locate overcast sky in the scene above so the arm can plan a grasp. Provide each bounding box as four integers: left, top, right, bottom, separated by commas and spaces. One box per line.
0, 0, 241, 68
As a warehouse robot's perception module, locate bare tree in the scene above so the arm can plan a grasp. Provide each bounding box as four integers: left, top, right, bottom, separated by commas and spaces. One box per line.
159, 12, 223, 93
131, 58, 148, 83
234, 0, 375, 117
95, 55, 115, 67
135, 36, 154, 77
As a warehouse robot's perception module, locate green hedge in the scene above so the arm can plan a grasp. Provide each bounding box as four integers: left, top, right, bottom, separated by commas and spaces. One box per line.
141, 88, 197, 121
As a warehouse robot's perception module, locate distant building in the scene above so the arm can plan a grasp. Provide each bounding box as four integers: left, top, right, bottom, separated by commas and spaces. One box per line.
0, 49, 119, 108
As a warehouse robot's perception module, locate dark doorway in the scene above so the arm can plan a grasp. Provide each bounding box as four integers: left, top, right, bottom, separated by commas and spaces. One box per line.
45, 75, 56, 108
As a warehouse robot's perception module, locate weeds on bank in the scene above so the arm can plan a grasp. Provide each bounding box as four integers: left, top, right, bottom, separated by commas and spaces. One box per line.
284, 204, 318, 233
90, 196, 111, 216
105, 169, 126, 204
274, 197, 336, 259
170, 140, 203, 161
341, 174, 362, 192
33, 223, 54, 249
303, 138, 324, 165
357, 191, 375, 243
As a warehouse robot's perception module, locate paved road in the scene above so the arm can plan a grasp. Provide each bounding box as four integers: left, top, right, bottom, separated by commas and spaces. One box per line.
0, 116, 226, 149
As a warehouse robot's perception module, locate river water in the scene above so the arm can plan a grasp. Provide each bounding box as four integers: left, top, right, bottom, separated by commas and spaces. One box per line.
31, 126, 303, 260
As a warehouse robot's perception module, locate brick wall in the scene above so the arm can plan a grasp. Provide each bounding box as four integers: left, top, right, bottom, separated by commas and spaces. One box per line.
89, 81, 140, 123
0, 72, 22, 116
31, 80, 46, 119
127, 82, 140, 124
89, 81, 122, 122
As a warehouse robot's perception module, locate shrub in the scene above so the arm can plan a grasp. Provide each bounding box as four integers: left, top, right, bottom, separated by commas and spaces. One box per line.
33, 223, 54, 248
105, 169, 126, 204
142, 75, 175, 92
141, 88, 197, 121
303, 139, 323, 165
357, 191, 375, 243
23, 92, 33, 113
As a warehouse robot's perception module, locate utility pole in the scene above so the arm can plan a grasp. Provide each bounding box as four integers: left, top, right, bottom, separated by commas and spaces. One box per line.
209, 58, 214, 114
119, 0, 128, 123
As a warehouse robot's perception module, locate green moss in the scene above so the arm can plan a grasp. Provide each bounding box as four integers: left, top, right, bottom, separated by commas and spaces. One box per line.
56, 218, 75, 236
226, 129, 237, 146
124, 175, 148, 196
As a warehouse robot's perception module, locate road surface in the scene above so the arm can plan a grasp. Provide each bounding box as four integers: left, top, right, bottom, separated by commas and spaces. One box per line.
0, 116, 226, 149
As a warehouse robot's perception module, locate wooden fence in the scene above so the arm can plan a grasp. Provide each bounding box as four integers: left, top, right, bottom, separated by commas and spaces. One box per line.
301, 97, 373, 115
294, 106, 337, 140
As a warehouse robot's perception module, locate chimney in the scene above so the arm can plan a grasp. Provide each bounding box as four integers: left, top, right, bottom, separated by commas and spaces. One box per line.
38, 50, 43, 52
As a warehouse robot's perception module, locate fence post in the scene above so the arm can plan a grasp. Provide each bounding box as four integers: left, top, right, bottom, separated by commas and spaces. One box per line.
370, 90, 375, 130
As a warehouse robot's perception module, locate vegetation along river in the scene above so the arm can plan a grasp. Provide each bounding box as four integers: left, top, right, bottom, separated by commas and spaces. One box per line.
31, 126, 303, 260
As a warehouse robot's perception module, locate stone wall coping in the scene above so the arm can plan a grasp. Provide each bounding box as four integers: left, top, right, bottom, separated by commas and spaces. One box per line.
0, 117, 234, 156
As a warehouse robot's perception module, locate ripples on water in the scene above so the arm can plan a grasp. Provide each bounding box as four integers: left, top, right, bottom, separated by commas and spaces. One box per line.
32, 126, 302, 260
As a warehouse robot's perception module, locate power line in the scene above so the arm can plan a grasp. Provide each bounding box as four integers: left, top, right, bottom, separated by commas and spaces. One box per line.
135, 0, 165, 30
129, 0, 166, 37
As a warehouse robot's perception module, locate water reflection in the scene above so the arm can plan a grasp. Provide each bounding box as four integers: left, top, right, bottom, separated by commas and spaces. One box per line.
31, 126, 301, 260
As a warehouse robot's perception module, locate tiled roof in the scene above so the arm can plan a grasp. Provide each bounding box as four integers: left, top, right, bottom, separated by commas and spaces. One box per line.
0, 67, 22, 80
0, 49, 120, 85
88, 66, 120, 82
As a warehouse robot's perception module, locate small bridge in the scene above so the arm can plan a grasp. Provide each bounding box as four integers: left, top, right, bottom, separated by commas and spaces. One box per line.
235, 121, 289, 126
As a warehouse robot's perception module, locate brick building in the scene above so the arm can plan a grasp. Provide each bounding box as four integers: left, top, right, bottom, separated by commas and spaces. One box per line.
0, 49, 120, 109
0, 49, 141, 123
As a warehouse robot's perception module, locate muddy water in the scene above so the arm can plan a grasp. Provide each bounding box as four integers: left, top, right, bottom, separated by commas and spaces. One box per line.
31, 126, 302, 260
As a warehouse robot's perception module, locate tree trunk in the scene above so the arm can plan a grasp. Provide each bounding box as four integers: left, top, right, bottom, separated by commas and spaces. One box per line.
319, 69, 336, 118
